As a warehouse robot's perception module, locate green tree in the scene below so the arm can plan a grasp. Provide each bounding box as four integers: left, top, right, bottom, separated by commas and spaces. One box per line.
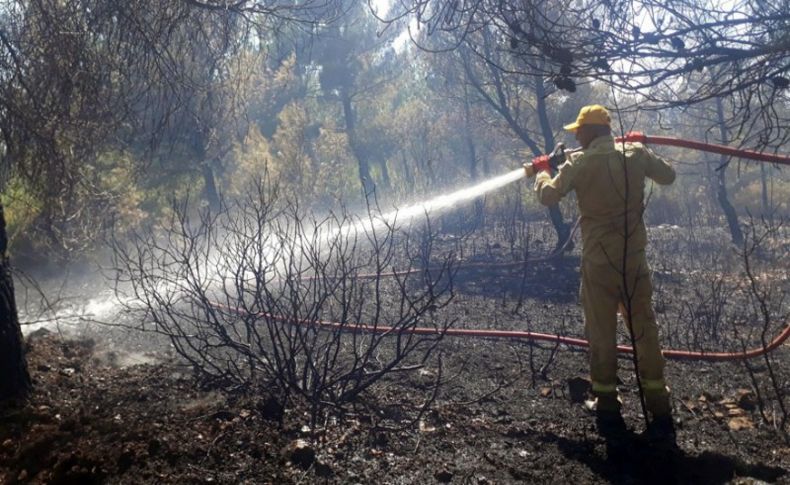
434, 27, 579, 247
314, 3, 401, 196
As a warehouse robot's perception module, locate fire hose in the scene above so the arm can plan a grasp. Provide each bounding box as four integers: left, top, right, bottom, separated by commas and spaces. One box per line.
214, 304, 790, 362
617, 132, 790, 166
218, 134, 789, 361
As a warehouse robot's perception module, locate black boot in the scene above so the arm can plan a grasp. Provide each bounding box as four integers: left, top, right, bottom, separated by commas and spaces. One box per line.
596, 410, 627, 438
646, 415, 677, 445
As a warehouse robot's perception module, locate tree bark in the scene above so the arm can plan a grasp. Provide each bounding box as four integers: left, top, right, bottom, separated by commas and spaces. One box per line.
460, 44, 570, 250
715, 98, 743, 246
379, 160, 391, 192
463, 85, 479, 182
760, 164, 769, 216
534, 74, 571, 252
340, 86, 375, 196
462, 85, 484, 222
201, 161, 220, 212
399, 150, 415, 193
0, 199, 31, 402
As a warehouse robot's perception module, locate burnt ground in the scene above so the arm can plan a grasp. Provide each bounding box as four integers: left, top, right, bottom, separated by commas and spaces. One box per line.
2, 223, 790, 484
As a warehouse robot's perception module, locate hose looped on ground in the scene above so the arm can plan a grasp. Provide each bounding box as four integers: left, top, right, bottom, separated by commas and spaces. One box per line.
213, 303, 790, 362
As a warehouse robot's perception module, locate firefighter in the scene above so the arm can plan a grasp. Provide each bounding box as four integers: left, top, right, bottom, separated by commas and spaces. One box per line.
526, 104, 676, 439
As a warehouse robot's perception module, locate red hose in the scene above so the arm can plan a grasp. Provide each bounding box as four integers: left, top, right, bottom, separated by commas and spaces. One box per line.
215, 302, 789, 362
617, 132, 790, 166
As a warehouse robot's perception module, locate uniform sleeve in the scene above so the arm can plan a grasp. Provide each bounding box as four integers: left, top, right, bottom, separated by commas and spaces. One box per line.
534, 158, 578, 206
643, 147, 676, 185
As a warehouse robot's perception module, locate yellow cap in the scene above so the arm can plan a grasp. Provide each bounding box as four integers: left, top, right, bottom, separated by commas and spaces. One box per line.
563, 104, 611, 132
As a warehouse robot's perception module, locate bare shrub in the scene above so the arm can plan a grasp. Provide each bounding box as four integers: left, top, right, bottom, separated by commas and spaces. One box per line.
735, 216, 789, 439
110, 178, 456, 428
649, 225, 742, 353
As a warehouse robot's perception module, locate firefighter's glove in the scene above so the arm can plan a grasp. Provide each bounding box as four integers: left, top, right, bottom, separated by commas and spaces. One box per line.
548, 142, 566, 168
531, 143, 567, 174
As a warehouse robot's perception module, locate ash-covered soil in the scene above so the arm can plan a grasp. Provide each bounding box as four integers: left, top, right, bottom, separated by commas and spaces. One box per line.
2, 222, 789, 484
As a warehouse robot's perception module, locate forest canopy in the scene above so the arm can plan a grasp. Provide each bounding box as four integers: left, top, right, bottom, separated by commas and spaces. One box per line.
0, 0, 787, 261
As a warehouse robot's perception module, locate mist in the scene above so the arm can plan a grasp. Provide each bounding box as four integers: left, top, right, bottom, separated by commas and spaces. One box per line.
1, 1, 789, 482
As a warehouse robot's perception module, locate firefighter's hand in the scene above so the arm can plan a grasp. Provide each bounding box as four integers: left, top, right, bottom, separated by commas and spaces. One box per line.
548, 142, 566, 169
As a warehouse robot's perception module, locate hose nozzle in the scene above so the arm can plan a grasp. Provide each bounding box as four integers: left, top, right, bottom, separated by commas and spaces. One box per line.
523, 142, 567, 178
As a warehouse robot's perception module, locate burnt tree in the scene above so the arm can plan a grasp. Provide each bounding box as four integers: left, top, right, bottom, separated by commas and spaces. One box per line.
457, 33, 572, 250
713, 97, 743, 246
0, 201, 30, 402
376, 0, 790, 151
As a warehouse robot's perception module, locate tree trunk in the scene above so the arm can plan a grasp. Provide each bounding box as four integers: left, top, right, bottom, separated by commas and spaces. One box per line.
399, 150, 415, 193
462, 87, 485, 223
462, 39, 570, 249
340, 86, 374, 196
193, 126, 221, 212
463, 85, 478, 181
0, 200, 31, 402
202, 161, 220, 212
715, 98, 743, 246
534, 75, 571, 252
534, 75, 555, 154
379, 161, 391, 192
481, 149, 491, 177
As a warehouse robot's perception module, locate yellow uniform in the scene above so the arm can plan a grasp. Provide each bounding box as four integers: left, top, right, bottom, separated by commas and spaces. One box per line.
535, 134, 676, 415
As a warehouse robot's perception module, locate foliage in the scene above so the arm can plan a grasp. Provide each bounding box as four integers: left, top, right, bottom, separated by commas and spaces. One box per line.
224, 127, 274, 199
271, 101, 316, 193
2, 176, 41, 250
0, 0, 786, 261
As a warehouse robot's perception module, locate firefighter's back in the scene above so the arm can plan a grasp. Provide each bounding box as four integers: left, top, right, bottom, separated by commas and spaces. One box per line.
573, 137, 675, 266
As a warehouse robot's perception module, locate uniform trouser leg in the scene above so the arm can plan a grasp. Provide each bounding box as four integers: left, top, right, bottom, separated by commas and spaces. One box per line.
620, 260, 671, 416
581, 262, 620, 412
582, 257, 671, 416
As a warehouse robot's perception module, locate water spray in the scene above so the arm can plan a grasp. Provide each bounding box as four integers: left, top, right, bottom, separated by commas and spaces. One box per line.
340, 168, 527, 240
29, 133, 790, 362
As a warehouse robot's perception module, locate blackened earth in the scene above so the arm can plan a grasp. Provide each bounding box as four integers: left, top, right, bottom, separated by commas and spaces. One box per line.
2, 224, 789, 484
